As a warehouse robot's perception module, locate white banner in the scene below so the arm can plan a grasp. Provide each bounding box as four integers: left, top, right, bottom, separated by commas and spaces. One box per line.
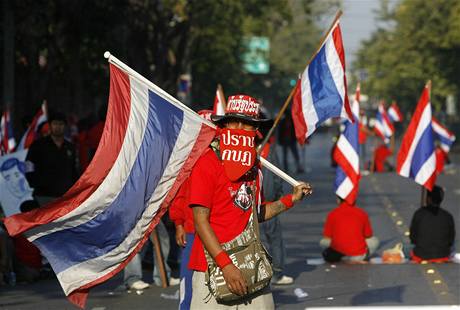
0, 150, 34, 216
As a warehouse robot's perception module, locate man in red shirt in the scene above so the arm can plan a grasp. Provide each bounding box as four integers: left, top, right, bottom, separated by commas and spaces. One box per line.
170, 176, 195, 309
170, 109, 214, 310
320, 197, 379, 262
188, 95, 312, 309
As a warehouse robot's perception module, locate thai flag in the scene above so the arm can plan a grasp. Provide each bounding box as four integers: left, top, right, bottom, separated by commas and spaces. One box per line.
432, 117, 456, 153
374, 102, 394, 143
16, 101, 48, 151
4, 64, 216, 308
333, 84, 360, 204
387, 101, 403, 122
0, 110, 16, 154
291, 20, 353, 144
213, 84, 226, 116
396, 84, 436, 190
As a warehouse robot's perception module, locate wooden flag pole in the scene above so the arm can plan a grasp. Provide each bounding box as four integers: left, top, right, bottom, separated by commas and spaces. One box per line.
257, 10, 344, 152
390, 134, 396, 169
150, 228, 168, 288
370, 137, 377, 173
420, 80, 432, 207
257, 86, 296, 152
420, 186, 427, 207
305, 10, 343, 69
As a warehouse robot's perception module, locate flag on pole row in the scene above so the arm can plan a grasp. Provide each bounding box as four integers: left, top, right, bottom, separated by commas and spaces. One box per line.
213, 84, 226, 116
16, 101, 48, 151
4, 63, 216, 308
388, 101, 403, 122
432, 117, 456, 154
396, 83, 436, 190
291, 17, 353, 144
333, 84, 360, 204
0, 110, 16, 155
374, 102, 394, 143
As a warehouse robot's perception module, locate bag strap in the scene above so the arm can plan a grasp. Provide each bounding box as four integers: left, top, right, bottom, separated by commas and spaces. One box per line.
251, 183, 261, 242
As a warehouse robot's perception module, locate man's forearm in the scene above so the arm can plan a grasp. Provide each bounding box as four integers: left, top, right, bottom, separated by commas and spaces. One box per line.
193, 206, 223, 258
261, 200, 288, 221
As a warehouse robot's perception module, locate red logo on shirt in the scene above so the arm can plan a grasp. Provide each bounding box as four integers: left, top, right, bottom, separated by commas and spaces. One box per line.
233, 183, 253, 211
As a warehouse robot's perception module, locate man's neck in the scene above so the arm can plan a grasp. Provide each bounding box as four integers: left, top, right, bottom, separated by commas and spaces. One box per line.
51, 135, 65, 147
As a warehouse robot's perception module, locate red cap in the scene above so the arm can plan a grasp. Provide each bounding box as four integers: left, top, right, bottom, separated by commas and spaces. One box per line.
211, 94, 270, 125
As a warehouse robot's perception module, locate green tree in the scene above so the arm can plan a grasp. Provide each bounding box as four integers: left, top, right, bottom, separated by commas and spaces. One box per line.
2, 0, 335, 133
353, 0, 460, 115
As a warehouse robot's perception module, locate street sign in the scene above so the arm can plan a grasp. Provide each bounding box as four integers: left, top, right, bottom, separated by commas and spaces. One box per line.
242, 36, 270, 74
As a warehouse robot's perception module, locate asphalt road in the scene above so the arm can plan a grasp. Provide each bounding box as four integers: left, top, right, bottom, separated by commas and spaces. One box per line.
1, 131, 459, 310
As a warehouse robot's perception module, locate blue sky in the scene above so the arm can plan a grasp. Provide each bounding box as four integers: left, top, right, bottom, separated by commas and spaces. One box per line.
340, 0, 381, 66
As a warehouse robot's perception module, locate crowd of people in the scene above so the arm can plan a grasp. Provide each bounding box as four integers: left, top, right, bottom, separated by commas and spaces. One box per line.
0, 97, 456, 310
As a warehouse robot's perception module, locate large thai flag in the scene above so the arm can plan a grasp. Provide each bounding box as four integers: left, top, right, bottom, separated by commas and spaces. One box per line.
4, 64, 216, 307
388, 101, 403, 122
0, 110, 16, 154
16, 101, 48, 151
213, 84, 226, 116
292, 20, 353, 144
396, 84, 436, 190
333, 84, 360, 204
432, 117, 456, 153
374, 102, 394, 143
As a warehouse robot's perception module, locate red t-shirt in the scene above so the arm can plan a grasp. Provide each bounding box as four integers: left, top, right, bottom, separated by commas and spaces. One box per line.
435, 147, 447, 175
169, 178, 194, 233
358, 124, 368, 144
374, 145, 392, 172
188, 148, 261, 271
323, 202, 373, 256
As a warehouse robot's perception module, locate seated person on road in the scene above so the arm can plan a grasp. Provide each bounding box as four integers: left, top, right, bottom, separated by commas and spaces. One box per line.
372, 143, 393, 172
320, 197, 379, 262
409, 185, 455, 263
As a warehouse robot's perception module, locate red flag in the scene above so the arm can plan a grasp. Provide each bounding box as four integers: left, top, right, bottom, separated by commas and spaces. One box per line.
213, 84, 226, 115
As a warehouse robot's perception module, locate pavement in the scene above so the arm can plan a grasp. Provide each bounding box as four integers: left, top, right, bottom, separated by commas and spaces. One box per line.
1, 132, 459, 309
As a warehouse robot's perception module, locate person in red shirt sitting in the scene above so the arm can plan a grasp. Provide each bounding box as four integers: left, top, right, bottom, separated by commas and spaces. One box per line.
320, 197, 379, 263
188, 95, 312, 309
372, 143, 393, 172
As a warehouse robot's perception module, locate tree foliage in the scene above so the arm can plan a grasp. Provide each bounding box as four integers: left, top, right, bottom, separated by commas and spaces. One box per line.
1, 0, 334, 130
353, 0, 460, 113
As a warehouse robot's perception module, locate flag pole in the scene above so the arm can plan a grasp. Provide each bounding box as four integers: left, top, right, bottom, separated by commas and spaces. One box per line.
420, 80, 432, 207
104, 51, 300, 187
260, 157, 300, 186
420, 186, 427, 207
257, 86, 296, 152
150, 228, 168, 287
370, 137, 377, 173
257, 10, 343, 152
305, 10, 343, 69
